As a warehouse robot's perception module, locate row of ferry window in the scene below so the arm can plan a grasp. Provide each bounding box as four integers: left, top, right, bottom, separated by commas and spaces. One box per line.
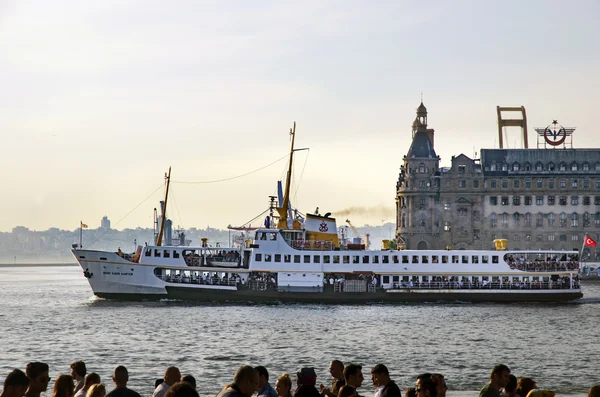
145, 248, 181, 258
254, 253, 500, 264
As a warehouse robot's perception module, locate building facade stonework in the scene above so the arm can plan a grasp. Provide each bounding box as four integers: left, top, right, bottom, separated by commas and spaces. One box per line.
396, 103, 600, 259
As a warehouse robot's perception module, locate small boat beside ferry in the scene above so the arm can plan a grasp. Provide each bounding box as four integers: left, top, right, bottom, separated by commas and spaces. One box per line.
72, 123, 582, 303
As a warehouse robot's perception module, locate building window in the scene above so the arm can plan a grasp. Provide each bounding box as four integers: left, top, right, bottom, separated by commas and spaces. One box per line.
572, 179, 578, 188
513, 163, 520, 171
548, 196, 555, 205
502, 180, 508, 188
525, 196, 532, 205
490, 214, 497, 227
559, 213, 567, 227
548, 234, 555, 242
491, 180, 497, 188
514, 180, 519, 188
536, 162, 543, 171
513, 234, 520, 241
595, 212, 600, 226
537, 234, 543, 241
537, 179, 543, 188
536, 196, 544, 205
559, 234, 567, 241
559, 163, 567, 171
490, 197, 498, 205
549, 179, 555, 189
502, 163, 508, 171
526, 234, 532, 241
459, 180, 466, 188
473, 180, 479, 188
571, 196, 579, 205
524, 163, 531, 171
548, 213, 555, 226
536, 213, 544, 227
584, 213, 591, 227
548, 163, 555, 171
559, 196, 567, 205
490, 163, 497, 171
584, 180, 590, 189
501, 196, 509, 205
501, 213, 509, 227
525, 213, 532, 227
596, 181, 600, 189
419, 197, 426, 209
473, 210, 481, 220
525, 180, 532, 189
458, 165, 466, 173
458, 208, 468, 217
571, 213, 579, 227
513, 213, 521, 227
571, 163, 579, 171
419, 163, 426, 173
473, 229, 480, 239
444, 222, 451, 231
444, 202, 451, 210
583, 163, 590, 171
584, 196, 590, 205
572, 235, 579, 241
560, 180, 566, 188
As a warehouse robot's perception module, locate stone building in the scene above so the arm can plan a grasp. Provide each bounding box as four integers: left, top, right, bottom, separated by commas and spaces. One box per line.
396, 102, 600, 259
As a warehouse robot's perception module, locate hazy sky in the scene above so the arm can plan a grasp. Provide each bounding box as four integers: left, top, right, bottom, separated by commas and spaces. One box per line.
1, 0, 599, 232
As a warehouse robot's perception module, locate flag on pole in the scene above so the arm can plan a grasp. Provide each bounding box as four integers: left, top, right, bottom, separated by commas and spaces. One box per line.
584, 235, 597, 247
81, 222, 88, 229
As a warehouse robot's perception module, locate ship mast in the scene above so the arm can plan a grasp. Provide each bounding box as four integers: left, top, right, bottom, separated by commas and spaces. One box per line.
277, 122, 296, 229
156, 167, 171, 246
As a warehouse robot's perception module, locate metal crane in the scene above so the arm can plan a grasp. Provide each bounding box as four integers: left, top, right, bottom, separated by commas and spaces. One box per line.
346, 219, 371, 249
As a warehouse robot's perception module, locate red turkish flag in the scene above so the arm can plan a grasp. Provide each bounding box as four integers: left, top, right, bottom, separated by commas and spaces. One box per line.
585, 236, 597, 247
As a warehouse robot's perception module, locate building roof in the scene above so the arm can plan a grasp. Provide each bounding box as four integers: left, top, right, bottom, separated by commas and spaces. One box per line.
406, 131, 437, 158
480, 148, 600, 175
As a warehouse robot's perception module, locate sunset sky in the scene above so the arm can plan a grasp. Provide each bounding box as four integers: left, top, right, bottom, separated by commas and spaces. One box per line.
1, 0, 599, 232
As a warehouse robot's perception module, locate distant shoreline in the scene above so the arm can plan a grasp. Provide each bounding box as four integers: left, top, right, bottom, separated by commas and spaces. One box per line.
0, 263, 78, 267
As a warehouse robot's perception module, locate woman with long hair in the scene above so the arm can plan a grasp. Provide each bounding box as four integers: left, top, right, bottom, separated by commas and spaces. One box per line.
86, 384, 106, 397
52, 375, 75, 397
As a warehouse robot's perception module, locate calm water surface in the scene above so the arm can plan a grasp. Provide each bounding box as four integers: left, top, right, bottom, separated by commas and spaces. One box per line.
1, 266, 598, 397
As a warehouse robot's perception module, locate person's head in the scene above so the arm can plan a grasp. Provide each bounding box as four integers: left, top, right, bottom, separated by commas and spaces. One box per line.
232, 365, 259, 397
343, 365, 363, 388
275, 374, 292, 397
490, 365, 511, 388
430, 374, 447, 397
26, 363, 50, 394
370, 365, 390, 388
255, 367, 269, 389
415, 374, 431, 391
296, 368, 317, 388
83, 374, 100, 391
405, 388, 416, 397
415, 379, 437, 397
86, 384, 105, 397
525, 390, 555, 397
2, 369, 30, 397
155, 379, 164, 389
164, 382, 199, 397
516, 378, 536, 397
112, 367, 128, 388
504, 375, 517, 397
181, 376, 196, 390
589, 385, 600, 397
164, 367, 181, 387
52, 375, 74, 397
329, 361, 344, 380
70, 363, 86, 381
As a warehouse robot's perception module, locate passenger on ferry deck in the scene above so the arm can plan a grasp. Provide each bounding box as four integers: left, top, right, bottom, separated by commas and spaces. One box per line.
255, 367, 277, 397
106, 366, 141, 397
70, 362, 87, 394
275, 373, 293, 397
216, 365, 259, 397
338, 364, 363, 397
153, 367, 181, 397
415, 379, 436, 397
430, 374, 447, 397
588, 386, 600, 397
500, 375, 517, 397
515, 379, 536, 397
52, 375, 74, 397
479, 365, 511, 397
25, 362, 50, 397
370, 364, 400, 397
164, 382, 198, 397
86, 384, 106, 397
294, 368, 320, 397
404, 388, 416, 397
1, 369, 30, 397
319, 360, 344, 397
74, 373, 100, 397
181, 375, 196, 390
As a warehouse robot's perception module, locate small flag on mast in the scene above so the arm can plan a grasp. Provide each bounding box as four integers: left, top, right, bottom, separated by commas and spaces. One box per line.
584, 235, 597, 247
81, 222, 88, 229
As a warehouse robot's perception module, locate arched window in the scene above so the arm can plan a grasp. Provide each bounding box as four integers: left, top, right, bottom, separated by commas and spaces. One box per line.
502, 163, 508, 171
582, 163, 590, 171
559, 212, 567, 227
548, 213, 555, 226
524, 162, 531, 171
535, 162, 543, 171
571, 162, 579, 171
559, 162, 567, 171
490, 213, 497, 227
501, 213, 509, 226
596, 163, 600, 171
419, 163, 426, 173
513, 163, 520, 171
583, 212, 590, 226
513, 213, 520, 227
547, 162, 555, 171
490, 162, 497, 171
525, 212, 532, 227
571, 212, 579, 227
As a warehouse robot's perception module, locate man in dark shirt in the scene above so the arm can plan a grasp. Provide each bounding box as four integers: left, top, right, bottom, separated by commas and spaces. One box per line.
371, 365, 401, 397
338, 364, 364, 397
479, 365, 511, 397
106, 366, 141, 397
25, 362, 50, 397
217, 366, 259, 397
320, 360, 344, 397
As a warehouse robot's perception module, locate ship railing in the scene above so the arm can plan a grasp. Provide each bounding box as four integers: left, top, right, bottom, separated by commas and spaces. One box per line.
509, 260, 579, 272
390, 280, 579, 291
161, 274, 239, 286
289, 239, 333, 251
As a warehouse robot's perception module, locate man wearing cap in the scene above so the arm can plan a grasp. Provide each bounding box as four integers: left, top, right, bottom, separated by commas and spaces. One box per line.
295, 368, 320, 397
371, 365, 400, 397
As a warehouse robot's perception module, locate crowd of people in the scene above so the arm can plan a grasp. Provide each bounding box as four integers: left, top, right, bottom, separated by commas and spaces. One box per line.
2, 361, 599, 397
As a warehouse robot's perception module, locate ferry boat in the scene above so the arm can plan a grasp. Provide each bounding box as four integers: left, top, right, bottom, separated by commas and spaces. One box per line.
72, 124, 582, 303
